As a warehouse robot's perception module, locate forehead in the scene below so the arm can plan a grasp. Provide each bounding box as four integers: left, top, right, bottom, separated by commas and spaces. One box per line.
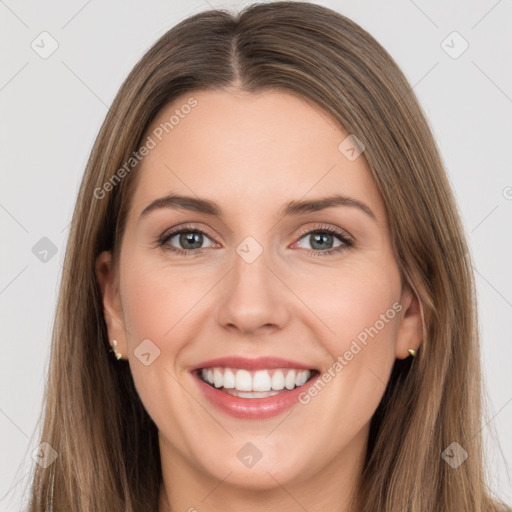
127, 89, 384, 225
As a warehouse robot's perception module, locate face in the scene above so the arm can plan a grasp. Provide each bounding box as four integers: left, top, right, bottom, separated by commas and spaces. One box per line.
96, 88, 422, 498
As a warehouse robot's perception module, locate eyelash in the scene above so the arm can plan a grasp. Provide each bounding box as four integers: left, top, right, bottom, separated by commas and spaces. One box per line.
157, 224, 354, 258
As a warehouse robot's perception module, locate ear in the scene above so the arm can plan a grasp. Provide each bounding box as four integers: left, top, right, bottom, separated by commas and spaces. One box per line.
395, 281, 423, 360
95, 250, 128, 360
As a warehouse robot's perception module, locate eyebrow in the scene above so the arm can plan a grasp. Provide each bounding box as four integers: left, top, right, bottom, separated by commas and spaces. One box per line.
138, 193, 377, 222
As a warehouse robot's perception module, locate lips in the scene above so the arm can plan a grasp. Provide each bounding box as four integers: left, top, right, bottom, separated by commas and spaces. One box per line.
189, 356, 320, 419
189, 356, 317, 372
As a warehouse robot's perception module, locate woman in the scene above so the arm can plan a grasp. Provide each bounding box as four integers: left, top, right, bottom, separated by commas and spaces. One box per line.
25, 2, 509, 511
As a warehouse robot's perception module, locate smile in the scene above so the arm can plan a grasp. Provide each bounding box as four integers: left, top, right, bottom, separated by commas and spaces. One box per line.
197, 367, 315, 397
189, 356, 321, 419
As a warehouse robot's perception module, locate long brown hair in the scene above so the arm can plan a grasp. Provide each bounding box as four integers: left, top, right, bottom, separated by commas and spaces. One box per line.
24, 2, 508, 510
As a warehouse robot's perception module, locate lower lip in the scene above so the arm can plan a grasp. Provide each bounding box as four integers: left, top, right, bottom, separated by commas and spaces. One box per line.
192, 371, 320, 419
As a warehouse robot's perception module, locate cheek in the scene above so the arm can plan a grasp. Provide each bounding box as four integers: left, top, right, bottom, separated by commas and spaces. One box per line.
293, 259, 401, 413
293, 258, 401, 353
117, 258, 192, 390
118, 262, 207, 440
291, 285, 400, 450
120, 257, 210, 349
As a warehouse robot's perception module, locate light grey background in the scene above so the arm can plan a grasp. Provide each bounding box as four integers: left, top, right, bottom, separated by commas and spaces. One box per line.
1, 0, 511, 510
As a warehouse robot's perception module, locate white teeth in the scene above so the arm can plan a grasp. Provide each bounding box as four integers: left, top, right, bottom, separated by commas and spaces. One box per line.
223, 389, 282, 399
223, 368, 235, 389
200, 367, 312, 392
271, 370, 285, 390
213, 368, 223, 388
284, 370, 296, 390
235, 369, 253, 391
253, 370, 272, 391
295, 370, 308, 387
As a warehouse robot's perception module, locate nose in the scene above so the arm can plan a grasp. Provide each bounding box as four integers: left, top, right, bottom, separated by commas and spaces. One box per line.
215, 248, 292, 336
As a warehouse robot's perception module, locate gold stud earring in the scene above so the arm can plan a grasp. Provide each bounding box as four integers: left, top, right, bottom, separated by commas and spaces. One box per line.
110, 339, 122, 360
408, 348, 416, 357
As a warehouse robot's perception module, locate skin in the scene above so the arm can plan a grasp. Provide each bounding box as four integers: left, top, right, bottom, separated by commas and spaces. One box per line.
96, 88, 422, 512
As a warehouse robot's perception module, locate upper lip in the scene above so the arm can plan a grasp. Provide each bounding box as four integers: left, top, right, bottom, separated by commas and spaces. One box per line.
189, 356, 318, 372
